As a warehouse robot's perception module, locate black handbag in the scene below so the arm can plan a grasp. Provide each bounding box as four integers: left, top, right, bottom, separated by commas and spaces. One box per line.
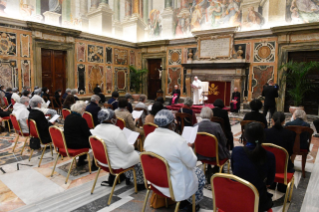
29, 137, 41, 149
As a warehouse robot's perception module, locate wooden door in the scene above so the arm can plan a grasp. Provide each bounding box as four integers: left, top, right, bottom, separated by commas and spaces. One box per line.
286, 51, 319, 114
147, 59, 162, 100
41, 49, 66, 96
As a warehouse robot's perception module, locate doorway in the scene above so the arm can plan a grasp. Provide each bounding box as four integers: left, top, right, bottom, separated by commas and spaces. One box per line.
285, 51, 319, 114
147, 59, 162, 100
41, 49, 66, 96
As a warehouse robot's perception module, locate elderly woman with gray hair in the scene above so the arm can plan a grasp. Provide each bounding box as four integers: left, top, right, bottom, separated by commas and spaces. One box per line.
64, 101, 97, 169
285, 109, 311, 150
33, 88, 57, 117
90, 109, 145, 189
177, 97, 197, 126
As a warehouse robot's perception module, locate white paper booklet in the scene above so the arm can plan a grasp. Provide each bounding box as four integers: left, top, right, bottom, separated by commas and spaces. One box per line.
132, 110, 143, 119
5, 103, 12, 110
46, 100, 51, 107
182, 125, 199, 144
148, 104, 153, 111
123, 127, 140, 145
85, 100, 89, 104
49, 114, 60, 123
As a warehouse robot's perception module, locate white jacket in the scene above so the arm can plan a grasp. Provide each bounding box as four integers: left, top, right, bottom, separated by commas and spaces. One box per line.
90, 124, 140, 169
144, 128, 198, 201
12, 103, 30, 134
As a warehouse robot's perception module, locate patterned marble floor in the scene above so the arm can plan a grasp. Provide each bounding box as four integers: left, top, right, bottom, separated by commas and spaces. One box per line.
0, 113, 318, 212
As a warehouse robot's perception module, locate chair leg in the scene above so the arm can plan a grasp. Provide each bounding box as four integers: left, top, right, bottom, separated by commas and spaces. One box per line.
202, 163, 206, 176
21, 137, 28, 155
302, 153, 307, 178
87, 153, 91, 174
108, 174, 120, 206
174, 202, 181, 212
38, 145, 47, 167
291, 154, 296, 164
219, 163, 226, 173
65, 157, 75, 184
132, 168, 138, 194
51, 153, 60, 177
192, 194, 196, 212
91, 168, 101, 194
289, 177, 295, 202
282, 180, 292, 212
165, 198, 168, 208
50, 144, 53, 157
12, 134, 19, 152
29, 149, 34, 161
142, 189, 151, 212
6, 120, 11, 132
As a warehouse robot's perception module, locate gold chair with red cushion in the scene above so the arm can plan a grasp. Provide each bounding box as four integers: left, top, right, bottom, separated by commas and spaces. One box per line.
143, 123, 157, 138
49, 126, 91, 183
83, 111, 95, 129
1, 116, 11, 132
10, 114, 29, 155
89, 135, 138, 205
62, 108, 71, 120
3, 97, 9, 107
116, 117, 126, 130
285, 126, 313, 178
140, 152, 196, 212
194, 132, 230, 174
211, 173, 273, 212
11, 98, 16, 106
27, 119, 53, 167
262, 143, 295, 212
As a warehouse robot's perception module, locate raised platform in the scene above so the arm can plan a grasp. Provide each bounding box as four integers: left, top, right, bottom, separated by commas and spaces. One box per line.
166, 103, 230, 113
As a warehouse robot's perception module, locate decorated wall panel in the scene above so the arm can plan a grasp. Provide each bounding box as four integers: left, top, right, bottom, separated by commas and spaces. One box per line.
168, 49, 182, 65
114, 48, 128, 65
253, 42, 276, 63
106, 47, 112, 64
78, 64, 86, 94
114, 67, 128, 92
21, 60, 31, 87
252, 66, 274, 99
20, 34, 30, 58
106, 66, 113, 93
77, 43, 86, 62
167, 67, 181, 94
88, 65, 104, 93
0, 32, 17, 56
88, 45, 103, 63
0, 60, 18, 88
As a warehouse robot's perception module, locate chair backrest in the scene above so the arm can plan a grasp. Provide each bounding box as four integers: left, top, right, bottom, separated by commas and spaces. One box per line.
3, 97, 9, 107
49, 126, 69, 157
211, 116, 225, 133
140, 152, 175, 200
211, 173, 259, 212
89, 135, 114, 173
240, 120, 266, 143
83, 111, 95, 129
11, 98, 16, 106
103, 103, 113, 109
10, 114, 24, 136
262, 143, 289, 184
285, 126, 314, 153
175, 112, 193, 133
27, 119, 43, 144
143, 123, 158, 138
194, 132, 220, 165
62, 108, 71, 120
116, 117, 126, 130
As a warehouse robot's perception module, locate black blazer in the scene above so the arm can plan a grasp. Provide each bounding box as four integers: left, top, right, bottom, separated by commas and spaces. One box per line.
28, 109, 52, 144
85, 102, 101, 126
5, 92, 12, 105
243, 111, 268, 128
212, 107, 231, 132
262, 86, 278, 106
127, 102, 133, 113
0, 107, 11, 117
64, 113, 91, 149
42, 93, 50, 103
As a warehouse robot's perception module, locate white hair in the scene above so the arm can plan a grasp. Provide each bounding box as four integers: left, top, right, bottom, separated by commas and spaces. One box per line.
184, 97, 193, 107
30, 96, 43, 108
200, 107, 213, 119
20, 96, 29, 104
71, 101, 87, 114
91, 94, 100, 103
66, 88, 71, 93
34, 88, 42, 95
71, 89, 78, 95
294, 109, 307, 121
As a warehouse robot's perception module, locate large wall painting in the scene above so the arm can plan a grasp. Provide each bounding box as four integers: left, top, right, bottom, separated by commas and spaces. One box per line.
286, 0, 319, 24
106, 66, 113, 93
88, 65, 104, 93
253, 42, 275, 63
0, 60, 18, 88
252, 66, 274, 99
114, 67, 127, 92
167, 67, 181, 94
21, 60, 31, 87
77, 43, 86, 62
0, 32, 17, 56
78, 64, 86, 94
114, 49, 128, 65
88, 45, 103, 63
20, 34, 30, 58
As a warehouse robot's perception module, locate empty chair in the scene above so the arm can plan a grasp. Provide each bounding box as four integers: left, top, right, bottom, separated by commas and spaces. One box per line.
116, 117, 126, 130
83, 111, 95, 129
62, 108, 71, 120
143, 123, 157, 138
10, 114, 29, 155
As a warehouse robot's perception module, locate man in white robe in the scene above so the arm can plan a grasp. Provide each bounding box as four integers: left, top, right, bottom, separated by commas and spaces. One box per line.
192, 76, 203, 104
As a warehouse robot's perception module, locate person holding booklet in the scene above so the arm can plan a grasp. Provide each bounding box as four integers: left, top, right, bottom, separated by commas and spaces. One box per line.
90, 109, 145, 189
32, 88, 57, 117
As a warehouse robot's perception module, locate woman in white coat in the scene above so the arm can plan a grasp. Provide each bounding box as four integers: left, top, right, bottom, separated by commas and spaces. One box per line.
90, 109, 145, 189
144, 109, 205, 211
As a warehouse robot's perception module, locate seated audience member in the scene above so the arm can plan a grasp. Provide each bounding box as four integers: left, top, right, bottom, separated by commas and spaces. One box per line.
33, 88, 57, 117
22, 86, 30, 94
145, 102, 164, 124
64, 101, 97, 169
177, 97, 197, 127
314, 119, 319, 137
144, 109, 205, 211
28, 96, 53, 144
243, 99, 268, 128
0, 104, 11, 128
125, 93, 133, 113
212, 99, 234, 149
54, 89, 62, 108
12, 96, 30, 134
5, 87, 12, 105
91, 109, 145, 189
31, 86, 39, 97
41, 87, 50, 102
62, 88, 71, 103
170, 84, 181, 105
71, 89, 79, 101
196, 107, 230, 174
108, 91, 119, 110
62, 95, 75, 110
22, 90, 31, 98
232, 122, 275, 212
85, 95, 101, 126
265, 112, 295, 192
285, 109, 310, 150
94, 85, 106, 104
135, 94, 147, 110
12, 88, 21, 102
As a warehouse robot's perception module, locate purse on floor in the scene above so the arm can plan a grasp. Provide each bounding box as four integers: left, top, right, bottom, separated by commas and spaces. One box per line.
149, 192, 175, 209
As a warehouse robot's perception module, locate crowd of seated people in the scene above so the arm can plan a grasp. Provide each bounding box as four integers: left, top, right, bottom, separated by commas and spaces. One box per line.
243, 99, 268, 128
85, 95, 101, 127
145, 102, 163, 124
108, 91, 119, 110
177, 97, 197, 127
63, 95, 76, 110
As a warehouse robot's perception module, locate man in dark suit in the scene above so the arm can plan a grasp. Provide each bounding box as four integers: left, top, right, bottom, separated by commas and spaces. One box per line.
212, 99, 234, 150
85, 95, 101, 126
5, 87, 12, 105
262, 80, 278, 118
28, 96, 53, 144
108, 91, 119, 110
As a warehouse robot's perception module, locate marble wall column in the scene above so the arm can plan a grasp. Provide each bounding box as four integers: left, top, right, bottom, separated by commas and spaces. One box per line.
143, 0, 148, 23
